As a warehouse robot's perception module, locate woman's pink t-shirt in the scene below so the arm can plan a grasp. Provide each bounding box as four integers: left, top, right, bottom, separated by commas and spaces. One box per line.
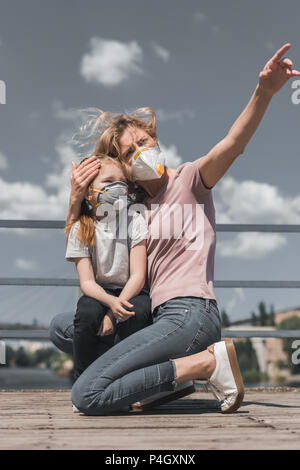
144, 157, 217, 313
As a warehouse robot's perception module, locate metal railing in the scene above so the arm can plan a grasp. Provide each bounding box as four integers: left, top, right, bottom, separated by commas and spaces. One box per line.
0, 220, 300, 341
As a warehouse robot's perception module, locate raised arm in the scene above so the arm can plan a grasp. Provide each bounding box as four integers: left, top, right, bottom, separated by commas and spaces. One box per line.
198, 43, 300, 189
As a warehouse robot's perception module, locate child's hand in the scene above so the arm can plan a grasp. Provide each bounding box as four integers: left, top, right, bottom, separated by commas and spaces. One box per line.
107, 295, 135, 322
98, 311, 116, 336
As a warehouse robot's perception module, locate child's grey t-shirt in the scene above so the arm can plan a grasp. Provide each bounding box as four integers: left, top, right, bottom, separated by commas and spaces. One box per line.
66, 210, 148, 290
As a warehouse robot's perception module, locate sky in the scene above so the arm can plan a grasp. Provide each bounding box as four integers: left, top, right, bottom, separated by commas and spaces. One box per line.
0, 0, 299, 325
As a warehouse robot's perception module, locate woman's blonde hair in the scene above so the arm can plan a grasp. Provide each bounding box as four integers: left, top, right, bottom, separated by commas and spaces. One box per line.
74, 106, 157, 160
93, 107, 157, 158
65, 154, 129, 246
72, 106, 157, 203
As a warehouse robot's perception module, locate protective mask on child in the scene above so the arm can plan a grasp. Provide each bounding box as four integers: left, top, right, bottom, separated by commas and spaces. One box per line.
90, 181, 128, 212
130, 144, 166, 181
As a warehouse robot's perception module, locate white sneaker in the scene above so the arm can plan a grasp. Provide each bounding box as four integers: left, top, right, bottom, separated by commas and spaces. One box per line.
130, 381, 195, 412
72, 404, 80, 413
206, 340, 244, 413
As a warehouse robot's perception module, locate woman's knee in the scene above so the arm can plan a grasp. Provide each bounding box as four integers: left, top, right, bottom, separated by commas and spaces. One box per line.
71, 375, 107, 415
49, 314, 61, 344
49, 312, 74, 353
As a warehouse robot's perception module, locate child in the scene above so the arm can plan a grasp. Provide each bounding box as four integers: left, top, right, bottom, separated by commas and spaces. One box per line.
65, 154, 151, 380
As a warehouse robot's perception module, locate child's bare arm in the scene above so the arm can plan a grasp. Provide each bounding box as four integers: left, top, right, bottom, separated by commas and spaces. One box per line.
118, 240, 147, 303
75, 257, 135, 321
75, 257, 113, 306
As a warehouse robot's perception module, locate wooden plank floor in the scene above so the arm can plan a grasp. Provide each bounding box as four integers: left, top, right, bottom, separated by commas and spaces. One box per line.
0, 388, 300, 450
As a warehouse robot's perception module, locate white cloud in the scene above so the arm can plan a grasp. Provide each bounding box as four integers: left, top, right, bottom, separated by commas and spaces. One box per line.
46, 136, 77, 190
214, 175, 300, 259
0, 152, 8, 170
151, 42, 170, 62
194, 12, 207, 23
160, 144, 183, 169
225, 288, 246, 315
15, 258, 37, 271
217, 232, 287, 259
194, 11, 220, 33
0, 177, 68, 219
214, 176, 300, 224
52, 100, 85, 122
80, 37, 143, 87
156, 108, 195, 122
0, 134, 75, 220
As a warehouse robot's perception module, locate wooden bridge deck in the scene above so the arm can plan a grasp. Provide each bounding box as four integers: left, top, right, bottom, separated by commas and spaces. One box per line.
0, 388, 300, 450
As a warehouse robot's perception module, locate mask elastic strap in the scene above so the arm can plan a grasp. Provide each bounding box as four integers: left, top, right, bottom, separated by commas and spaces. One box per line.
133, 147, 150, 160
89, 188, 106, 209
90, 188, 105, 194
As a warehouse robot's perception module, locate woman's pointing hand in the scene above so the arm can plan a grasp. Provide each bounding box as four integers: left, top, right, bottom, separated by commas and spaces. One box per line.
258, 43, 300, 96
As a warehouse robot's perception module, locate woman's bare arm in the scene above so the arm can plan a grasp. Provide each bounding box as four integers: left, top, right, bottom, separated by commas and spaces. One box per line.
197, 43, 300, 189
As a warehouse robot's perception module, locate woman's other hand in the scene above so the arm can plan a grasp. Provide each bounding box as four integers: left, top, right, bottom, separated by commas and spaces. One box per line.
258, 43, 300, 96
70, 156, 101, 205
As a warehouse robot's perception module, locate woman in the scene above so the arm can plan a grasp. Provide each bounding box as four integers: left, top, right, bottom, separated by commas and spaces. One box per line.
50, 43, 299, 415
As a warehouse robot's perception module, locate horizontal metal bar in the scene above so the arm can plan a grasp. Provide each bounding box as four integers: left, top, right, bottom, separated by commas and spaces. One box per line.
1, 329, 300, 340
222, 330, 300, 338
0, 220, 65, 229
216, 224, 300, 233
0, 330, 50, 340
0, 278, 299, 288
1, 221, 300, 232
214, 281, 300, 288
0, 278, 79, 286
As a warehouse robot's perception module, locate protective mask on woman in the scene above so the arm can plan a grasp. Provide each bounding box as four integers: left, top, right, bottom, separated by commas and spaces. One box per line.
130, 144, 166, 181
90, 181, 128, 212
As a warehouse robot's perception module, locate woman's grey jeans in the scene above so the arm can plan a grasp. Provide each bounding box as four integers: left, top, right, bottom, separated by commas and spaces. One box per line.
49, 296, 221, 415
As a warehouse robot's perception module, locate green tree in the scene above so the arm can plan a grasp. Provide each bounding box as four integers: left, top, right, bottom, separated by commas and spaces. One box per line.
15, 347, 33, 367
33, 348, 60, 368
269, 304, 275, 326
251, 312, 258, 326
251, 301, 276, 326
221, 309, 230, 327
234, 339, 263, 383
258, 301, 268, 326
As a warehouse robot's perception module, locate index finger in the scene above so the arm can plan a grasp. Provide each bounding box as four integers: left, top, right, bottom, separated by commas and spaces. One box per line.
121, 300, 134, 308
270, 43, 291, 63
119, 307, 135, 316
80, 155, 101, 167
75, 158, 101, 177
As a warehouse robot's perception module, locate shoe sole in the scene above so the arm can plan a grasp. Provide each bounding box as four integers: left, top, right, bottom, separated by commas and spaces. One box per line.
130, 384, 196, 412
222, 340, 245, 413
